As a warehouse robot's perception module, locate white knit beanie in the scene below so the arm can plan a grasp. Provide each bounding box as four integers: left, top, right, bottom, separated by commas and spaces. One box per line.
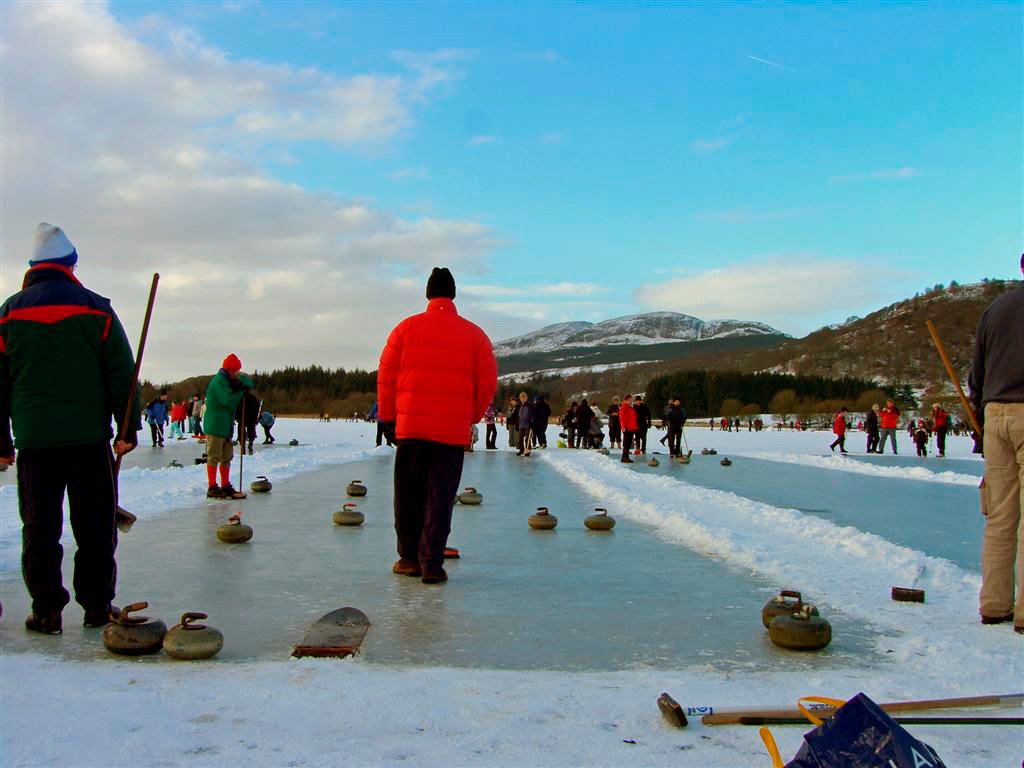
30, 223, 78, 267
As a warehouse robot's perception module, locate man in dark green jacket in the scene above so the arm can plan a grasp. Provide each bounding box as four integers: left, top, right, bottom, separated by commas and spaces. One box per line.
0, 224, 140, 634
203, 354, 254, 499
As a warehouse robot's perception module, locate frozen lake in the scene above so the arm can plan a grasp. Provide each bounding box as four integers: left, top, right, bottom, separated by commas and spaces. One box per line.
1, 420, 1019, 767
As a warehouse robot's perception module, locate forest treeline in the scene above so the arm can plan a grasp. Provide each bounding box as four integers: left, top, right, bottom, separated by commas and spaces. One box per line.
143, 364, 910, 423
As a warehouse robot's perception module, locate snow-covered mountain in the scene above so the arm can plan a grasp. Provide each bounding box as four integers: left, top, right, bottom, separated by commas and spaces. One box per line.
494, 312, 786, 356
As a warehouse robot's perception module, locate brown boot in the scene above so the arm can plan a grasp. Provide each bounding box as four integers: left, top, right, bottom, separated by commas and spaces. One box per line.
392, 559, 421, 577
421, 568, 448, 585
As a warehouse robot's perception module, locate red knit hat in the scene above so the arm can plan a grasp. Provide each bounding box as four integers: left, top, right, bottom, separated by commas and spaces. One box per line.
222, 353, 242, 372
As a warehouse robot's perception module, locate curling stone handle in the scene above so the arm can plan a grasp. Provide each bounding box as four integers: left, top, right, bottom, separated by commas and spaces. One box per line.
464, 487, 477, 493
343, 502, 357, 510
536, 507, 549, 514
780, 590, 802, 601
123, 601, 149, 615
181, 612, 208, 630
594, 507, 608, 515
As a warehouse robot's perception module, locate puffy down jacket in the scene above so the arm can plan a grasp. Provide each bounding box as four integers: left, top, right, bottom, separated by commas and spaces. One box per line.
377, 298, 497, 446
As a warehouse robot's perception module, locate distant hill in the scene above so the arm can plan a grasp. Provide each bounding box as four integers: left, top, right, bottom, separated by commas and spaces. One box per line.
494, 311, 788, 375
681, 280, 1021, 393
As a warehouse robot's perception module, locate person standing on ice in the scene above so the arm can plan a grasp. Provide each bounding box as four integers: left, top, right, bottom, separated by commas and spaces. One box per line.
619, 394, 639, 463
531, 395, 551, 449
377, 267, 497, 584
203, 354, 253, 499
865, 403, 880, 453
878, 399, 900, 454
146, 390, 169, 447
664, 397, 686, 457
506, 396, 520, 449
191, 394, 204, 436
483, 403, 498, 450
931, 403, 950, 457
633, 395, 652, 454
829, 407, 849, 454
0, 223, 140, 633
515, 391, 533, 455
607, 396, 621, 448
259, 406, 276, 444
968, 253, 1024, 632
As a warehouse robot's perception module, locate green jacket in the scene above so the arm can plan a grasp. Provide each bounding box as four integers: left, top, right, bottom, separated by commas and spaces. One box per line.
203, 369, 254, 438
0, 264, 140, 452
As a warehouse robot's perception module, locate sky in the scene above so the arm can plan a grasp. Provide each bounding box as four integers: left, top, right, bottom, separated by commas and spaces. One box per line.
1, 1, 1021, 381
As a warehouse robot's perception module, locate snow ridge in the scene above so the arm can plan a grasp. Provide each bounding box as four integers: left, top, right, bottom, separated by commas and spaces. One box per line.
729, 452, 982, 486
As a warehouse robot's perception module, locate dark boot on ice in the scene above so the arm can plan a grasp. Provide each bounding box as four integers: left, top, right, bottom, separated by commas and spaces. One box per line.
421, 568, 448, 584
219, 483, 246, 500
207, 485, 223, 498
392, 559, 421, 577
25, 612, 62, 635
83, 604, 121, 628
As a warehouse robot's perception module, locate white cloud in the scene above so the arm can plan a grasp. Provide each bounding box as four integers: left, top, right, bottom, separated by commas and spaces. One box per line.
689, 135, 737, 153
390, 167, 429, 180
831, 167, 920, 184
633, 256, 896, 331
0, 2, 510, 380
460, 282, 608, 298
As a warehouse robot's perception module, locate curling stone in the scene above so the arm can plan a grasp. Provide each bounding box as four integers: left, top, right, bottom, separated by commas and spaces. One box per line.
528, 507, 558, 530
216, 518, 253, 543
720, 457, 732, 466
457, 487, 483, 505
346, 480, 367, 497
163, 612, 224, 660
168, 459, 183, 468
333, 502, 364, 526
677, 455, 691, 465
761, 590, 819, 629
250, 475, 272, 493
599, 447, 610, 455
768, 606, 831, 651
102, 602, 167, 656
289, 438, 299, 446
647, 457, 660, 467
584, 507, 616, 531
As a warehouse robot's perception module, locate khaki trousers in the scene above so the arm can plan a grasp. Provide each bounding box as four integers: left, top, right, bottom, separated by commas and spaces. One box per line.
980, 402, 1024, 622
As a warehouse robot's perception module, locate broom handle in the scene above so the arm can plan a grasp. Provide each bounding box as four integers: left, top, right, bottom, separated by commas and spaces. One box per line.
239, 390, 245, 488
114, 273, 160, 476
925, 320, 982, 436
699, 692, 1023, 725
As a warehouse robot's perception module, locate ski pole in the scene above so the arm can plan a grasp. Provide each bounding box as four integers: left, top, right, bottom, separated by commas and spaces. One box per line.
113, 273, 160, 533
238, 391, 245, 489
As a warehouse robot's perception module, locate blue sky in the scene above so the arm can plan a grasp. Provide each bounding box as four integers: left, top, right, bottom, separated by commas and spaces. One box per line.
2, 1, 1021, 378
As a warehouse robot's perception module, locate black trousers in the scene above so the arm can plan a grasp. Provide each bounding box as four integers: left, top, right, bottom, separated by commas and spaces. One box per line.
262, 424, 274, 443
866, 432, 879, 453
666, 426, 682, 456
609, 420, 621, 447
566, 426, 576, 447
485, 423, 497, 449
621, 430, 635, 460
149, 423, 163, 446
394, 440, 464, 573
936, 427, 947, 455
830, 434, 846, 451
17, 442, 118, 616
517, 427, 533, 454
533, 424, 547, 447
637, 427, 648, 453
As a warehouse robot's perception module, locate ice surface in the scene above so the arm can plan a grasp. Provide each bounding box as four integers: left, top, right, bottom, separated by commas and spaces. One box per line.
1, 420, 1019, 767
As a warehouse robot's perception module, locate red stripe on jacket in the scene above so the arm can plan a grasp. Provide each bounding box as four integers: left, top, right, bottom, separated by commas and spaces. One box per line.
0, 305, 113, 340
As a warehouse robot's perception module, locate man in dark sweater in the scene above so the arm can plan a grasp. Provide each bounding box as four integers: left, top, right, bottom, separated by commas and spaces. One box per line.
968, 254, 1024, 632
0, 224, 140, 633
634, 395, 652, 454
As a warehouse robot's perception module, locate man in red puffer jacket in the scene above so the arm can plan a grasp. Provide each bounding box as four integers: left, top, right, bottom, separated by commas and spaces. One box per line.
378, 267, 497, 584
878, 399, 901, 454
619, 394, 639, 463
829, 406, 849, 454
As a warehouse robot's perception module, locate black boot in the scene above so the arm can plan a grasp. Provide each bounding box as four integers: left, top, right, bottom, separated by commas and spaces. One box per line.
25, 612, 62, 635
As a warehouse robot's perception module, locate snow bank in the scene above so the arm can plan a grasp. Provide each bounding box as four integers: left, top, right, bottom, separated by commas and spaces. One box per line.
729, 451, 982, 487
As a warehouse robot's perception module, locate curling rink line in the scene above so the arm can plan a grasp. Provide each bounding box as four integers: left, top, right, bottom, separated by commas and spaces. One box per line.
725, 451, 980, 487
539, 450, 1020, 676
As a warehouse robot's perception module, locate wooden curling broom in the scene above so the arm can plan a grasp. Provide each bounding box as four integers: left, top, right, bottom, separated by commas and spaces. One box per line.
658, 692, 1024, 727
113, 273, 160, 533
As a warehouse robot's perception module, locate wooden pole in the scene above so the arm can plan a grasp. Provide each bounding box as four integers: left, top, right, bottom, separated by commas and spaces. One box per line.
697, 692, 1023, 725
925, 319, 982, 436
114, 273, 160, 532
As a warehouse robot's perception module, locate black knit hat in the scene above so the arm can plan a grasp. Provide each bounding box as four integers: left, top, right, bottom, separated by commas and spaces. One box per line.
426, 267, 456, 299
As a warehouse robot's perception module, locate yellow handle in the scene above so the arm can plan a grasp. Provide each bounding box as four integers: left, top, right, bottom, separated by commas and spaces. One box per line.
759, 726, 784, 768
797, 696, 847, 726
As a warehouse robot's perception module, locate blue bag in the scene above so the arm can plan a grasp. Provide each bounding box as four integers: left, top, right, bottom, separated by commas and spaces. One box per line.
762, 692, 948, 768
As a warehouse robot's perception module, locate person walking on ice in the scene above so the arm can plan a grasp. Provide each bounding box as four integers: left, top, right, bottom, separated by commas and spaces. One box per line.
0, 223, 140, 633
377, 267, 497, 585
830, 406, 849, 454
203, 354, 253, 499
